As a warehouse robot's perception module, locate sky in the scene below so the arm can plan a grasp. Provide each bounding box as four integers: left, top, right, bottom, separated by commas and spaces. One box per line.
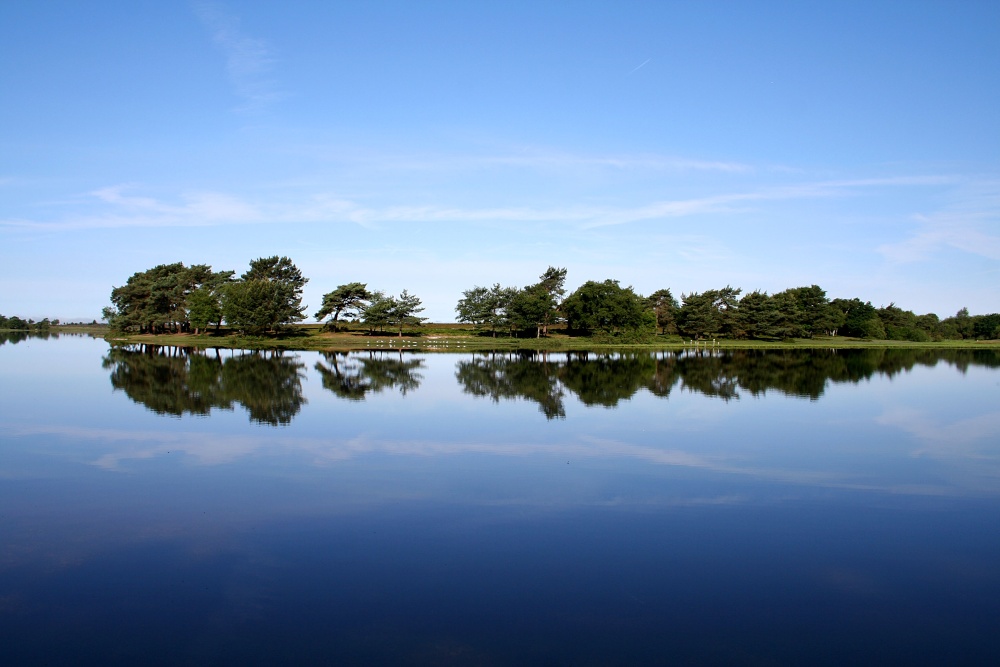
1, 1, 998, 323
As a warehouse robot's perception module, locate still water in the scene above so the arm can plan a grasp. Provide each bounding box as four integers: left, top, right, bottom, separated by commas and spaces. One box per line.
2, 334, 999, 665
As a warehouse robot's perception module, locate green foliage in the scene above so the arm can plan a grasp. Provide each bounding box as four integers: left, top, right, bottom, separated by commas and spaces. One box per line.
315, 282, 371, 324
238, 256, 308, 327
973, 313, 1000, 339
361, 290, 394, 333
186, 285, 222, 333
676, 286, 743, 339
676, 291, 715, 339
876, 303, 937, 341
832, 298, 877, 338
360, 290, 427, 336
221, 279, 289, 334
456, 283, 518, 336
781, 285, 843, 337
859, 316, 886, 340
645, 288, 679, 334
104, 262, 233, 333
736, 291, 781, 340
562, 279, 652, 337
940, 307, 976, 339
1, 315, 27, 330
506, 267, 567, 337
389, 289, 427, 336
0, 315, 56, 332
508, 286, 553, 337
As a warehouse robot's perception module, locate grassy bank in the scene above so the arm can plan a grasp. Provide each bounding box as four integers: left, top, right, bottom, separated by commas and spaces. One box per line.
103, 323, 1000, 352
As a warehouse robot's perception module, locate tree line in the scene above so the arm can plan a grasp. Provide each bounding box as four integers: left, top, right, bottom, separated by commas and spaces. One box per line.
103, 257, 428, 337
103, 258, 999, 341
0, 315, 59, 331
457, 268, 999, 341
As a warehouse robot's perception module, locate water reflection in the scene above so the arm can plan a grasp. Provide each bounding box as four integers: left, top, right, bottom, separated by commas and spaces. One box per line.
104, 345, 1000, 425
313, 351, 424, 400
6, 336, 1000, 666
102, 345, 306, 425
456, 348, 1000, 418
0, 330, 95, 345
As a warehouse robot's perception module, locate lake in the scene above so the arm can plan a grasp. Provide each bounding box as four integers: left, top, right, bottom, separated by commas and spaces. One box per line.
2, 334, 999, 665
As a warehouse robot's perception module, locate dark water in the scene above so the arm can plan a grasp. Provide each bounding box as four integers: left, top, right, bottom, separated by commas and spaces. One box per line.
2, 335, 999, 665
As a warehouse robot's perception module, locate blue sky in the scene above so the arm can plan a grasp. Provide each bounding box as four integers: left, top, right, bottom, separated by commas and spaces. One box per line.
2, 1, 998, 322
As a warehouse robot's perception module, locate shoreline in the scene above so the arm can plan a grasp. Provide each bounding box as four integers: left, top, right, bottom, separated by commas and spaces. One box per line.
101, 324, 1000, 353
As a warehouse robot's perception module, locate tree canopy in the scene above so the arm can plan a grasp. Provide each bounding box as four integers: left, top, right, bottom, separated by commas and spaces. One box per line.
562, 279, 652, 337
315, 282, 371, 325
103, 263, 233, 333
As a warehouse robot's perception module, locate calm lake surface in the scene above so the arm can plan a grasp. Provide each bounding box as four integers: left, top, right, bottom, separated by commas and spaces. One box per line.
2, 334, 999, 666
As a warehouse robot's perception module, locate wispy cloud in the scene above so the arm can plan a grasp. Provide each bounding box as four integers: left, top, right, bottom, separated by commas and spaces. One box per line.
628, 58, 651, 75
10, 423, 992, 496
194, 3, 282, 109
0, 174, 963, 232
878, 179, 1000, 262
303, 145, 758, 174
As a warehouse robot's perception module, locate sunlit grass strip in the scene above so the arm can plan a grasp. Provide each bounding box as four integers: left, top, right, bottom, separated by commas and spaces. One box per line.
104, 324, 999, 353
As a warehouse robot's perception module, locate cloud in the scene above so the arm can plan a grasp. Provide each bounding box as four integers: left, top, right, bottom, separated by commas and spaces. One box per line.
10, 421, 991, 496
0, 172, 966, 233
875, 406, 1000, 490
878, 179, 1000, 262
309, 145, 758, 174
194, 3, 282, 109
628, 58, 651, 74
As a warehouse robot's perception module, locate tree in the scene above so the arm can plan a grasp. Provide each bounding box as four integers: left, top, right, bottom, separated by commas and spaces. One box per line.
858, 316, 886, 340
187, 285, 221, 334
736, 290, 781, 340
832, 298, 878, 338
508, 285, 555, 338
508, 267, 567, 337
456, 286, 493, 331
713, 285, 742, 337
105, 263, 233, 333
4, 315, 28, 330
781, 285, 842, 337
221, 279, 288, 334
973, 313, 1000, 339
360, 291, 394, 333
456, 283, 518, 337
315, 282, 371, 326
239, 256, 308, 327
676, 287, 741, 339
536, 266, 567, 336
645, 288, 679, 334
388, 289, 427, 337
562, 279, 651, 336
676, 291, 718, 339
768, 290, 802, 339
186, 269, 234, 334
950, 307, 976, 339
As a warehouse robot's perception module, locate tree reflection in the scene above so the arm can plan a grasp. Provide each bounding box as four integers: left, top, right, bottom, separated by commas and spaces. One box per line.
103, 345, 1000, 425
1, 331, 57, 345
314, 351, 424, 400
455, 351, 566, 419
103, 345, 306, 425
455, 348, 1000, 417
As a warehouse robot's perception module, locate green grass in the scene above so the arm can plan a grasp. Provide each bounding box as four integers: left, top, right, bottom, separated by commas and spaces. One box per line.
103, 323, 1000, 352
